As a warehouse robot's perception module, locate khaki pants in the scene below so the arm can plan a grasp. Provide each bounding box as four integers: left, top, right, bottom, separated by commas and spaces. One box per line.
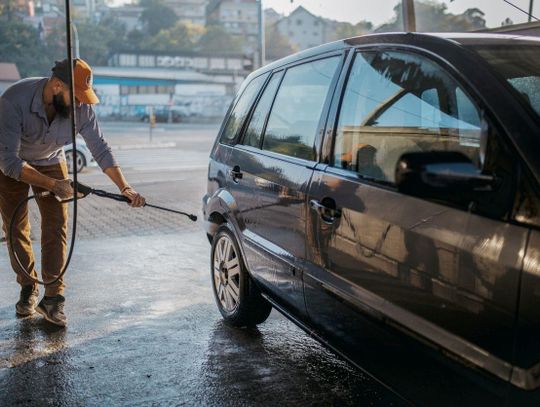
0, 162, 68, 296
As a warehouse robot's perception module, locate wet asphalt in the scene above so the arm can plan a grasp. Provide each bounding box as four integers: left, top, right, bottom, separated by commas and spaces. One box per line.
0, 123, 406, 406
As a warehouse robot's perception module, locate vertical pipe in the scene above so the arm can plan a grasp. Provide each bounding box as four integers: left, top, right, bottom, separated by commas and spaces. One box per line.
530, 0, 535, 22
72, 23, 80, 58
258, 0, 265, 68
64, 0, 79, 246
402, 0, 416, 32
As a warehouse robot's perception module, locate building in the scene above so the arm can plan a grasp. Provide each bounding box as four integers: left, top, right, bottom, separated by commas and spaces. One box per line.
0, 63, 21, 95
264, 7, 281, 26
163, 0, 207, 26
106, 5, 145, 32
206, 0, 259, 54
71, 0, 97, 20
92, 51, 252, 119
483, 20, 540, 37
275, 6, 325, 51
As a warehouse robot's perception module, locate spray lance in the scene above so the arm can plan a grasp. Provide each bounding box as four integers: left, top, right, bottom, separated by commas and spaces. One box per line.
8, 181, 197, 286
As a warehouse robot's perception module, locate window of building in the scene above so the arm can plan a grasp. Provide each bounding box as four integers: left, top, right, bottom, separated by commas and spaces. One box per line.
332, 51, 482, 183
243, 71, 283, 148
261, 57, 340, 161
220, 73, 269, 144
296, 19, 302, 26
119, 54, 137, 67
138, 55, 155, 67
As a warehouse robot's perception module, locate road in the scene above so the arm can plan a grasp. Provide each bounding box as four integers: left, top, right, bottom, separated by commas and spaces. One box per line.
0, 122, 405, 406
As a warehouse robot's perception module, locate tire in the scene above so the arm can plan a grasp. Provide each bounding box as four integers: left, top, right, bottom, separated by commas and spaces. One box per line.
65, 150, 86, 174
211, 225, 272, 327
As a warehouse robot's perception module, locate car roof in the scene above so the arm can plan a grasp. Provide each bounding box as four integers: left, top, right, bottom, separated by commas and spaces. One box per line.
250, 32, 540, 81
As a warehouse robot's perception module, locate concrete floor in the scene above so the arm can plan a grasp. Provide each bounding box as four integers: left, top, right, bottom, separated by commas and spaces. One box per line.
0, 123, 405, 406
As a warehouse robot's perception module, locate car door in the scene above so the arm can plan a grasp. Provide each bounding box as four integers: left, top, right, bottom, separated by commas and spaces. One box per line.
231, 55, 343, 316
304, 49, 526, 392
217, 72, 269, 237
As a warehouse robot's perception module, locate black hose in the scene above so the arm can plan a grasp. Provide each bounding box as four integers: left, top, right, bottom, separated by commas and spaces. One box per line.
5, 0, 79, 287
8, 192, 76, 286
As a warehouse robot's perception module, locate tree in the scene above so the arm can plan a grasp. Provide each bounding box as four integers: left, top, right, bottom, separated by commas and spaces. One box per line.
0, 19, 53, 77
76, 17, 127, 65
197, 25, 243, 54
332, 21, 373, 41
265, 25, 297, 60
376, 0, 486, 32
139, 21, 203, 52
139, 0, 178, 36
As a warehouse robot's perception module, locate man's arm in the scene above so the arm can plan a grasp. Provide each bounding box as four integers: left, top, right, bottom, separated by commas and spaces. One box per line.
78, 105, 145, 207
104, 166, 145, 207
19, 163, 73, 200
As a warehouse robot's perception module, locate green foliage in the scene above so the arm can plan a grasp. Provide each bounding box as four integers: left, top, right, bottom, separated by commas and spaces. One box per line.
139, 22, 204, 52
77, 17, 127, 65
265, 25, 297, 60
0, 18, 53, 77
376, 0, 486, 32
330, 21, 373, 41
197, 25, 243, 54
139, 0, 178, 36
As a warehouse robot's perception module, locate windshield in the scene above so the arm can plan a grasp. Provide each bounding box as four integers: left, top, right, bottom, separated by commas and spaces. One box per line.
469, 45, 540, 119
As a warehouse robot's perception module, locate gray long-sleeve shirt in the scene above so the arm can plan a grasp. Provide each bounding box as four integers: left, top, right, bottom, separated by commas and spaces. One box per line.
0, 77, 117, 180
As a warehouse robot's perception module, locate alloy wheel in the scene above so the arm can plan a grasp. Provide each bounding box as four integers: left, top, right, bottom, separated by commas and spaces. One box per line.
213, 235, 241, 312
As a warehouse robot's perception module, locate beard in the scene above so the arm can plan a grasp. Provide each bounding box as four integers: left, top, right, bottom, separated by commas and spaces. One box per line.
52, 93, 71, 118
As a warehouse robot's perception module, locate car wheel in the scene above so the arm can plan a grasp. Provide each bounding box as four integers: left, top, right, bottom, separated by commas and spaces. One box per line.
211, 225, 272, 327
65, 150, 86, 174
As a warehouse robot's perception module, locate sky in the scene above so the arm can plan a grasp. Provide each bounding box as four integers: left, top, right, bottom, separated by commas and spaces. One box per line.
262, 0, 538, 28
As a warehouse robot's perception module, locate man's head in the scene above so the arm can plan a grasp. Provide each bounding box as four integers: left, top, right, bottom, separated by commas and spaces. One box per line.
50, 58, 99, 117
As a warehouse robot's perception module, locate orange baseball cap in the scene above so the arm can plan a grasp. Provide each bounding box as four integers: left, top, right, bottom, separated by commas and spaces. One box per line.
51, 58, 100, 104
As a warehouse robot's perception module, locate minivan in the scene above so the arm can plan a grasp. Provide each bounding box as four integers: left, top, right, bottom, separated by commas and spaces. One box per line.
202, 33, 540, 406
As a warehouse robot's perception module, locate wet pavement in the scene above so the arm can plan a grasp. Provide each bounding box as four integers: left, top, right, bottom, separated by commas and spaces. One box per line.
0, 123, 406, 406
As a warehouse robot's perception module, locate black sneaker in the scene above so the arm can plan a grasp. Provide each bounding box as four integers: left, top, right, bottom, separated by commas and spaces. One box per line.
15, 285, 39, 316
36, 295, 67, 327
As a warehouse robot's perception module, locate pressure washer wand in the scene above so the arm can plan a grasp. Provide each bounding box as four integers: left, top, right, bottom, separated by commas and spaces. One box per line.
74, 181, 197, 221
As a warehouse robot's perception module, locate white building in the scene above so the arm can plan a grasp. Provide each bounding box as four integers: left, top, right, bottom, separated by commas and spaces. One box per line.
275, 6, 325, 51
206, 0, 259, 53
163, 0, 208, 26
93, 51, 252, 119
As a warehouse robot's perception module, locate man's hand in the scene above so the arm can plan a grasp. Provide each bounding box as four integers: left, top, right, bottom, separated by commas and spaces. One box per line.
121, 186, 146, 208
51, 179, 74, 201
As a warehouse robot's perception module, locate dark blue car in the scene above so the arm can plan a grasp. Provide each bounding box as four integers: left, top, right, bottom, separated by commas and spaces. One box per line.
203, 33, 540, 406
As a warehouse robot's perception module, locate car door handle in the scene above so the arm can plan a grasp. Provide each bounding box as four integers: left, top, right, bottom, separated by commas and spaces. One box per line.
229, 165, 243, 182
310, 199, 341, 223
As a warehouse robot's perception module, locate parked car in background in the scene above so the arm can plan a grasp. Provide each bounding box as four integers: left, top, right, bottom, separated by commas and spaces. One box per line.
203, 33, 540, 406
64, 136, 97, 173
140, 105, 193, 123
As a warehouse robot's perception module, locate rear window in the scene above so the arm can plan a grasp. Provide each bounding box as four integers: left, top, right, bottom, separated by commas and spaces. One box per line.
261, 56, 340, 161
220, 73, 269, 144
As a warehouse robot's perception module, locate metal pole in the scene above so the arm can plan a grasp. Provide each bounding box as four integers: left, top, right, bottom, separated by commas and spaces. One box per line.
402, 0, 416, 32
72, 22, 79, 58
530, 0, 535, 22
53, 6, 79, 58
258, 0, 265, 68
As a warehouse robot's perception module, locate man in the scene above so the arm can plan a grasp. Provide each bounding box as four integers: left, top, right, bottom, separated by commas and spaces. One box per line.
0, 58, 146, 327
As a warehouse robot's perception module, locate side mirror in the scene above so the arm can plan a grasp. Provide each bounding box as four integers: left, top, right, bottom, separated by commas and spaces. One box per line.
395, 151, 497, 201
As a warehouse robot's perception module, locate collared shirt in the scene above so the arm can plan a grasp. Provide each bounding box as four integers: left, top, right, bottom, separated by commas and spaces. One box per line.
0, 77, 117, 180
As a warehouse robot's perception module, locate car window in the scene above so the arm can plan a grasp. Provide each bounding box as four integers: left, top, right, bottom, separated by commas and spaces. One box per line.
220, 73, 269, 144
243, 71, 283, 148
333, 51, 482, 183
262, 56, 340, 161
